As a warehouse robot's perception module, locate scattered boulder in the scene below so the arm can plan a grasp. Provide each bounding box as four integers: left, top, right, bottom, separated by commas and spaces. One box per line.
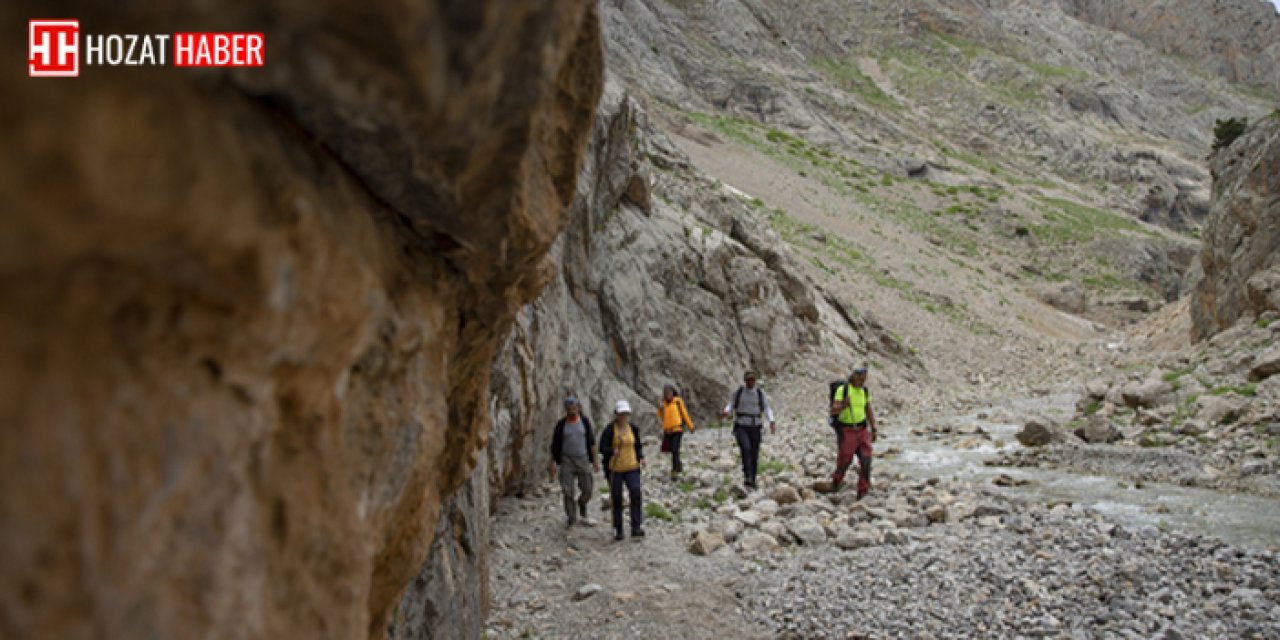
574, 584, 603, 601
1016, 418, 1066, 446
1248, 346, 1280, 381
738, 532, 779, 555
734, 510, 762, 527
992, 474, 1030, 487
1037, 282, 1088, 314
688, 530, 726, 556
925, 504, 947, 523
754, 499, 780, 518
834, 528, 879, 550
1195, 395, 1247, 425
1121, 379, 1173, 408
771, 485, 801, 505
1075, 414, 1123, 444
787, 517, 829, 545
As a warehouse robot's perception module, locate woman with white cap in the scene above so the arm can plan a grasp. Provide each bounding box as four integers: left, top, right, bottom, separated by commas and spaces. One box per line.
599, 399, 646, 541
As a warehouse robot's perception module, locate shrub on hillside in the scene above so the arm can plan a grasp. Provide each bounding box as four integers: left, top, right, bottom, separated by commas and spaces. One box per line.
1212, 117, 1248, 152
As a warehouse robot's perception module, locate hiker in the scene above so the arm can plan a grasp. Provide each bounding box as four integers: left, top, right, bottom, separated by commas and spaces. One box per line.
657, 384, 696, 478
827, 366, 877, 499
719, 370, 776, 489
548, 396, 600, 527
599, 400, 646, 541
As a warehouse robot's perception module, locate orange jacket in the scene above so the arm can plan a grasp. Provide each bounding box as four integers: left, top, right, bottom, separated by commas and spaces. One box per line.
657, 396, 695, 433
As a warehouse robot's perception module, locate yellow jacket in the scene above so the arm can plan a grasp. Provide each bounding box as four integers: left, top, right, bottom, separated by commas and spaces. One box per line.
658, 397, 695, 433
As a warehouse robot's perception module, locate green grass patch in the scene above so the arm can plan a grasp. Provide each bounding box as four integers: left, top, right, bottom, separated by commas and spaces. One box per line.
759, 459, 790, 475
676, 480, 698, 493
644, 503, 677, 522
1257, 318, 1273, 329
1026, 61, 1086, 80
813, 58, 901, 112
1083, 400, 1102, 416
1031, 197, 1152, 245
1207, 384, 1257, 398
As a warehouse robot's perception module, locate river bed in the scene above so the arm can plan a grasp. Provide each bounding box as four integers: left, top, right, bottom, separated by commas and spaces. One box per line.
889, 393, 1280, 550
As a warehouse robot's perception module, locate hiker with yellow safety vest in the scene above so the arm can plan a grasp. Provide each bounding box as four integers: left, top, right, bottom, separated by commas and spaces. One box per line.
599, 400, 646, 541
827, 366, 877, 499
657, 384, 695, 478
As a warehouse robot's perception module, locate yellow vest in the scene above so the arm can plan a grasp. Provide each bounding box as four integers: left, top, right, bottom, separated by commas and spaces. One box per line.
835, 385, 868, 425
610, 423, 640, 472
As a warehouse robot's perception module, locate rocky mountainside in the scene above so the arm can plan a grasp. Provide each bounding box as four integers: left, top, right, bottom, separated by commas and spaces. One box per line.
2, 1, 602, 638
1060, 0, 1280, 92
5, 0, 1279, 639
1191, 114, 1280, 340
390, 77, 919, 639
404, 0, 1280, 635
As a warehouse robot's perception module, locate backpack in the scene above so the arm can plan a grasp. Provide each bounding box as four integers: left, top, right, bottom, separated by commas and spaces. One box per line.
732, 385, 765, 420
828, 382, 869, 430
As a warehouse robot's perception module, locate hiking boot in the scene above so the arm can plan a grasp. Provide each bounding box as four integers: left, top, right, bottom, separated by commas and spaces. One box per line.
614, 530, 625, 542
631, 528, 646, 538
577, 517, 596, 528
813, 480, 837, 494
566, 517, 576, 528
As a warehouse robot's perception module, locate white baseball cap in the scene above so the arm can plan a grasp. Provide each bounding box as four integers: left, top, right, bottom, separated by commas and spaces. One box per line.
614, 400, 632, 414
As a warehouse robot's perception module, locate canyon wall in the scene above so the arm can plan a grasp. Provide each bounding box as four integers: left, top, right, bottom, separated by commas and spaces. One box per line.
1191, 115, 1280, 340
0, 1, 602, 637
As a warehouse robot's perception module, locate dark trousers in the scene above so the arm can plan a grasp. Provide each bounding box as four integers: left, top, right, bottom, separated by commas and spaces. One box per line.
663, 432, 684, 474
733, 424, 763, 484
833, 425, 873, 497
609, 469, 643, 533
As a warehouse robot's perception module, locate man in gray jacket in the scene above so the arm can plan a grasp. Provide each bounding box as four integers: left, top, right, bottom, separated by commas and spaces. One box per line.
548, 396, 600, 527
719, 371, 776, 489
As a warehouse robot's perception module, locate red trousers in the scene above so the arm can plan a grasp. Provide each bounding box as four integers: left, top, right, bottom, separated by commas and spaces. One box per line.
832, 425, 872, 497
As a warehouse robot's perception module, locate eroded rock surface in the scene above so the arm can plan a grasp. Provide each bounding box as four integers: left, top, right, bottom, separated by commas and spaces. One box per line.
0, 1, 603, 638
1192, 117, 1280, 340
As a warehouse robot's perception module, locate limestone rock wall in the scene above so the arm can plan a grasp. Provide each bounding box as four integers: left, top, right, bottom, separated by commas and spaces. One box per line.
1191, 116, 1280, 340
1058, 0, 1280, 93
388, 74, 909, 638
0, 1, 603, 638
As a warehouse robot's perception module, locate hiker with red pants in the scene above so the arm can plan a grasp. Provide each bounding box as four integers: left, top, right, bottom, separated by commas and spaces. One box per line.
824, 366, 877, 499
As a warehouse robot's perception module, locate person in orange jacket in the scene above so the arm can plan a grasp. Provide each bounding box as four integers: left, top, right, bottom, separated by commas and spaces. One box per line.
657, 383, 695, 478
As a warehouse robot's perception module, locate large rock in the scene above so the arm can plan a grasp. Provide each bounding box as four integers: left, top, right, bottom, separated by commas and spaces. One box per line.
786, 516, 828, 545
738, 532, 780, 555
1037, 282, 1088, 315
1195, 395, 1248, 424
1016, 418, 1067, 447
1249, 346, 1280, 382
1121, 379, 1174, 409
1075, 415, 1123, 444
1246, 268, 1280, 317
1, 2, 605, 639
688, 530, 726, 556
1191, 118, 1280, 340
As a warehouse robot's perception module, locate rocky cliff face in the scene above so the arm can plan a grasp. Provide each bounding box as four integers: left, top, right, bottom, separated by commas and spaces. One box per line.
1059, 0, 1280, 93
0, 1, 602, 638
389, 74, 912, 638
1191, 115, 1280, 340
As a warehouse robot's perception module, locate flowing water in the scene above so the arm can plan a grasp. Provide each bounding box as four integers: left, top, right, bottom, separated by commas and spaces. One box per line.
888, 393, 1280, 550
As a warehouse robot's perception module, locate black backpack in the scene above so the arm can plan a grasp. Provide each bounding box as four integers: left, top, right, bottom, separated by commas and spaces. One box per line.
827, 381, 869, 430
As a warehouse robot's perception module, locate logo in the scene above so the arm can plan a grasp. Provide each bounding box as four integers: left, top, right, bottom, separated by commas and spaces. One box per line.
29, 19, 80, 77
28, 20, 264, 77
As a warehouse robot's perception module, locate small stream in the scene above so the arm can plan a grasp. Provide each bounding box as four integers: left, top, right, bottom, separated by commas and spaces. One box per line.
887, 393, 1280, 550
